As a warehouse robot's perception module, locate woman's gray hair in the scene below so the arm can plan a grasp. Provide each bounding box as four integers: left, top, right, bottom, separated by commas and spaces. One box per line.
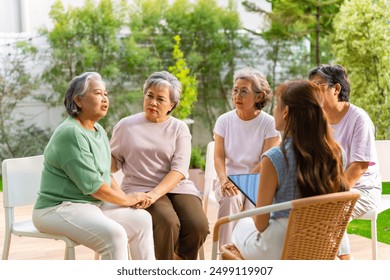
64, 72, 104, 117
233, 67, 272, 110
143, 71, 182, 114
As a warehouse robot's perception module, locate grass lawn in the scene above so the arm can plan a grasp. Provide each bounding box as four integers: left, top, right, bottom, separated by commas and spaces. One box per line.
348, 182, 390, 244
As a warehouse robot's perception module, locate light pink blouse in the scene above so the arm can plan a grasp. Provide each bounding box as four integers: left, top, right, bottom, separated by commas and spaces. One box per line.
110, 112, 201, 198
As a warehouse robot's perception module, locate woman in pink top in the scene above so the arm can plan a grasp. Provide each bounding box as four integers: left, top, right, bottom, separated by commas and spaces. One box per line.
110, 71, 209, 260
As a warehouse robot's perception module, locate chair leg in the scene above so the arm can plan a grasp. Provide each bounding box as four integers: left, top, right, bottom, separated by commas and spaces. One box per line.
1, 232, 12, 260
371, 218, 378, 260
198, 245, 205, 260
64, 246, 76, 260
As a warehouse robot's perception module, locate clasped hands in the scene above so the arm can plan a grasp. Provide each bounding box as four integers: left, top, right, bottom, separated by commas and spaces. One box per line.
221, 178, 239, 197
128, 191, 159, 209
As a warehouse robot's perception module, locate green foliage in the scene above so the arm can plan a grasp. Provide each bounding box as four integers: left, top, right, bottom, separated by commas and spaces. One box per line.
190, 146, 206, 170
242, 0, 343, 103
43, 0, 124, 90
40, 0, 245, 137
128, 0, 246, 136
332, 0, 390, 139
0, 122, 51, 162
258, 37, 311, 108
384, 182, 390, 193
181, 0, 245, 136
0, 41, 39, 115
41, 0, 134, 130
244, 0, 343, 66
169, 35, 198, 120
127, 0, 166, 72
0, 41, 49, 162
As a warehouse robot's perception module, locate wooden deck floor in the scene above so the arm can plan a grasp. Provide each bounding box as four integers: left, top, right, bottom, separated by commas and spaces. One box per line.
1, 193, 390, 260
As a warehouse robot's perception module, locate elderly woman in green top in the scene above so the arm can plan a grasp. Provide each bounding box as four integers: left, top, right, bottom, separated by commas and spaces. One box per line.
32, 72, 155, 260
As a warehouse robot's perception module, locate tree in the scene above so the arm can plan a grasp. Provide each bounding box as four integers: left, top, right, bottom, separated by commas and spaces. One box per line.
169, 0, 246, 136
168, 35, 198, 120
0, 41, 50, 161
30, 0, 248, 140
40, 0, 132, 130
243, 0, 343, 74
333, 0, 390, 139
129, 0, 247, 137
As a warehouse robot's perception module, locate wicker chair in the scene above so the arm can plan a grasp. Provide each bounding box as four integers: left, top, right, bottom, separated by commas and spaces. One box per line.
212, 191, 360, 260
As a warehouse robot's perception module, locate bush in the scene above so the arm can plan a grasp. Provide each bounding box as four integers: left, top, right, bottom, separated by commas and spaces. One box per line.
0, 124, 51, 164
190, 146, 206, 171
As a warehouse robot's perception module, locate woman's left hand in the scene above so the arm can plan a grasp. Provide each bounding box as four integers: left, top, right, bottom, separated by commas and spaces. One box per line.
128, 192, 151, 208
133, 190, 160, 209
221, 178, 239, 197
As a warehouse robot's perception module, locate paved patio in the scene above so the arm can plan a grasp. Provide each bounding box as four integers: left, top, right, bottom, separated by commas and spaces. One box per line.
1, 193, 390, 260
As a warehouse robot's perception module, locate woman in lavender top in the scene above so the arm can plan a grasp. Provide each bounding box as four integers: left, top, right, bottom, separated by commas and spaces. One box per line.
110, 71, 209, 260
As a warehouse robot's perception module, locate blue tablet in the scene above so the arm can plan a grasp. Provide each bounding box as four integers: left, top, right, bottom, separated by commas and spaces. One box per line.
228, 173, 260, 206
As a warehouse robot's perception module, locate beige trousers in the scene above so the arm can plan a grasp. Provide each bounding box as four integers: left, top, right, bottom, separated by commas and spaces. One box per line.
33, 201, 155, 260
215, 181, 255, 248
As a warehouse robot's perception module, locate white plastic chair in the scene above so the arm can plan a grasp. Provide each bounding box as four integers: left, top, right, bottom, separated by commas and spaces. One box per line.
202, 141, 219, 216
354, 140, 390, 259
196, 141, 219, 259
186, 143, 216, 260
1, 155, 79, 260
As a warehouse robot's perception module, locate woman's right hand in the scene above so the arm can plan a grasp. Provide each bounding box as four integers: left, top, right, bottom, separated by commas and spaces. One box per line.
221, 178, 239, 197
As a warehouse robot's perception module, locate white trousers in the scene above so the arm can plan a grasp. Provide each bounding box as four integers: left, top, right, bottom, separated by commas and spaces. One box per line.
33, 202, 155, 260
232, 217, 288, 260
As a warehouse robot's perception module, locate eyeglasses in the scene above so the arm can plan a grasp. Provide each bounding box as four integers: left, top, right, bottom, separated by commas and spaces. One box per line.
313, 81, 329, 88
231, 88, 253, 97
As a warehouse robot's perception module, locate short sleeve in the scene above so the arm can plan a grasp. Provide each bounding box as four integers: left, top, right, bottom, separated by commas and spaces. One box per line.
110, 119, 126, 170
214, 113, 227, 138
171, 122, 192, 178
350, 114, 376, 163
263, 114, 280, 140
58, 128, 105, 195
